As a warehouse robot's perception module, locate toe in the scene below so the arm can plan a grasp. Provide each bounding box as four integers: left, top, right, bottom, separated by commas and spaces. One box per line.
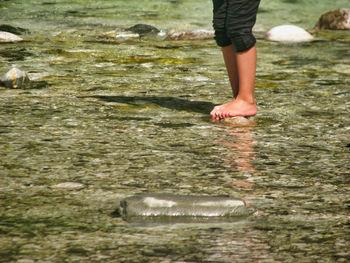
210, 106, 221, 118
220, 112, 226, 119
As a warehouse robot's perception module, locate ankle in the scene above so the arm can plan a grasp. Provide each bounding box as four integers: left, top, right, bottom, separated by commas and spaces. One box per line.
235, 96, 256, 105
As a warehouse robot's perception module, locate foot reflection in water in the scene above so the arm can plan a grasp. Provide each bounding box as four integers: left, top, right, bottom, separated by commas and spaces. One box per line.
215, 118, 257, 190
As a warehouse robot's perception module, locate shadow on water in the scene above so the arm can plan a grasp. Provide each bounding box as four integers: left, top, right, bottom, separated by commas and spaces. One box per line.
0, 48, 33, 62
89, 95, 216, 115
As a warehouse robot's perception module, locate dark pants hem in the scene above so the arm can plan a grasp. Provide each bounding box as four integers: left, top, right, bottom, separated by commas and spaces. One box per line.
212, 0, 260, 52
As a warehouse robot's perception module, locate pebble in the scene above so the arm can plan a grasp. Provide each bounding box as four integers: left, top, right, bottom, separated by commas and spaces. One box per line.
52, 182, 85, 189
266, 25, 314, 43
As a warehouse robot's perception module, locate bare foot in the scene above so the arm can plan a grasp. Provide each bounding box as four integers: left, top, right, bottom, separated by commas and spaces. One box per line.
210, 99, 257, 120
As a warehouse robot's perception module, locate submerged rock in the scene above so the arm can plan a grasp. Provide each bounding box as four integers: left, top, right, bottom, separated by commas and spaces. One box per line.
118, 193, 249, 221
0, 31, 23, 43
266, 25, 314, 42
26, 71, 51, 81
0, 68, 30, 89
0, 24, 28, 35
165, 29, 214, 41
104, 24, 165, 40
126, 24, 161, 36
222, 116, 255, 126
314, 8, 350, 30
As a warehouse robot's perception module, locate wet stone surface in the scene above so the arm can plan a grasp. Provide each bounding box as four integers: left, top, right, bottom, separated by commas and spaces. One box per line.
118, 194, 249, 219
0, 68, 31, 89
0, 0, 350, 262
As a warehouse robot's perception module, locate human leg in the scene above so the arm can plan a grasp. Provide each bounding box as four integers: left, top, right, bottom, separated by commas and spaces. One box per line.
210, 45, 257, 119
222, 44, 239, 98
211, 0, 260, 120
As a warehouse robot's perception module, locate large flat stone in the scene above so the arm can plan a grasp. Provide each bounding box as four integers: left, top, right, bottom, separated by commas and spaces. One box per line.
118, 194, 249, 221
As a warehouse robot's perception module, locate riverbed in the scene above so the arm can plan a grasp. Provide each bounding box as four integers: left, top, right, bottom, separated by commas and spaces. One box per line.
0, 0, 349, 262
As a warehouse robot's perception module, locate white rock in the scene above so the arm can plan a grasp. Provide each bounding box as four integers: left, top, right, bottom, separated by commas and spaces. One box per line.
66, 49, 101, 53
52, 182, 85, 189
26, 71, 51, 81
0, 31, 23, 42
266, 25, 314, 43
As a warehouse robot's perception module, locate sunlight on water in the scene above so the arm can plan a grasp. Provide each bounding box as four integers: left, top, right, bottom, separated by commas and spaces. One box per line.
0, 0, 349, 262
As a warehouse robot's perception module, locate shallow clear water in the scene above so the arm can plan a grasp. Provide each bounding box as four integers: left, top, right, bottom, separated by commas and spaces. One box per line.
0, 0, 349, 262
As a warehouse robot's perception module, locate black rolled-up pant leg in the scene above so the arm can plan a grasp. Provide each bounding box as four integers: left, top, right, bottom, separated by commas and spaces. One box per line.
212, 0, 232, 47
212, 0, 260, 53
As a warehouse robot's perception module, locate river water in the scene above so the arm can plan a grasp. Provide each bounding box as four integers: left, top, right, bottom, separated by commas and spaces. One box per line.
1, 0, 349, 262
